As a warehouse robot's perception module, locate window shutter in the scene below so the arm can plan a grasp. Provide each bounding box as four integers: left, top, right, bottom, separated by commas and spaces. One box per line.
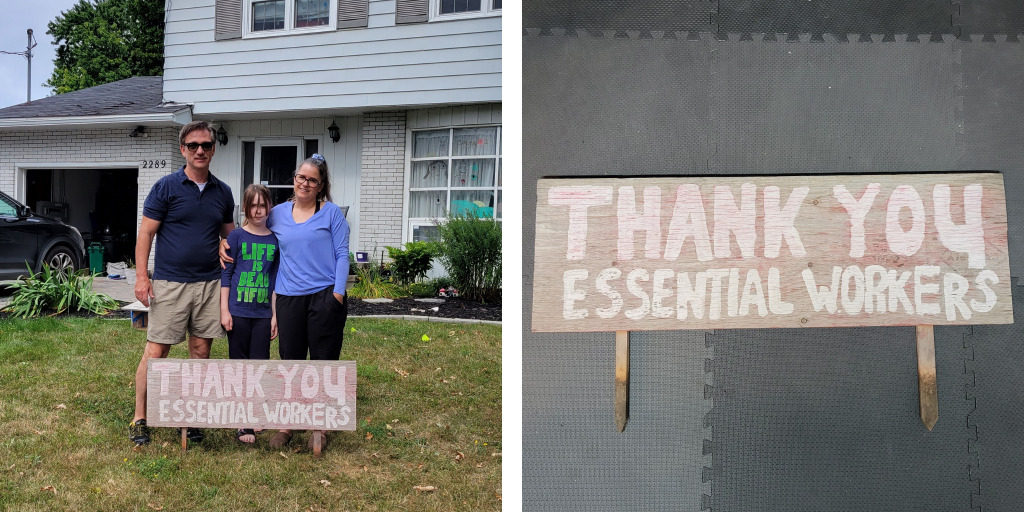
215, 0, 243, 40
338, 0, 369, 29
395, 0, 428, 24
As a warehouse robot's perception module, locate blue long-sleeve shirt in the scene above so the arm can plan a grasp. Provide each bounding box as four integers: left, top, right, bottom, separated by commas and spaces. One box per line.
268, 201, 350, 296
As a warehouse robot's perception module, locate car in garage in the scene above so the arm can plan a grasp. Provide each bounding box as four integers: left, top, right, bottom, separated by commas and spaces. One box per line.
0, 190, 86, 281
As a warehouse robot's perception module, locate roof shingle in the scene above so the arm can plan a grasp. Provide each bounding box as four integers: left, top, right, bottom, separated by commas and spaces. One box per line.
0, 76, 184, 119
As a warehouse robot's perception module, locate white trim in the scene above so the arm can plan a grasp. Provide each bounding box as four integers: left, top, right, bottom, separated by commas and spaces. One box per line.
254, 138, 304, 186
429, 0, 500, 22
401, 122, 413, 246
243, 0, 339, 39
0, 109, 192, 130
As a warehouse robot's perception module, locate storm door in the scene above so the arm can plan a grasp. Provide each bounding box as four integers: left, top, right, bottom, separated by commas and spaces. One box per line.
254, 139, 301, 206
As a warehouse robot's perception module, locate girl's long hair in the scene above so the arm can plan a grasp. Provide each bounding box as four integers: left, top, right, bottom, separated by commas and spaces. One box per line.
241, 184, 273, 227
292, 155, 332, 203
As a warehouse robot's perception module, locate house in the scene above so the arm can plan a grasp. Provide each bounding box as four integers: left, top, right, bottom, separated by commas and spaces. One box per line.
0, 0, 501, 265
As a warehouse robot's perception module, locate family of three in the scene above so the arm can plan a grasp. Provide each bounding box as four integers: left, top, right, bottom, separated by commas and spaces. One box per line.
128, 120, 350, 450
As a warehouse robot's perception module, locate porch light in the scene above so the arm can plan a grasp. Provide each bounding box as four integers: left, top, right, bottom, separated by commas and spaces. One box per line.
216, 125, 228, 146
328, 120, 340, 143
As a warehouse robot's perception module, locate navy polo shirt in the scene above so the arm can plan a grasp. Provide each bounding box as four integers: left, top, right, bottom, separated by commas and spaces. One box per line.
143, 167, 234, 282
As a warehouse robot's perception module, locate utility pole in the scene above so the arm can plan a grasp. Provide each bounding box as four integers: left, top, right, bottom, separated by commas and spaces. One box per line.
26, 29, 33, 103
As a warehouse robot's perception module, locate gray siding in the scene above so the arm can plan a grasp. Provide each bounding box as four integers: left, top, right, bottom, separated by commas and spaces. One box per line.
163, 0, 501, 116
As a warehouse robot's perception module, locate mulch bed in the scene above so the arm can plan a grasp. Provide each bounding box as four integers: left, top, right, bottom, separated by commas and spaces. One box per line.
347, 296, 502, 322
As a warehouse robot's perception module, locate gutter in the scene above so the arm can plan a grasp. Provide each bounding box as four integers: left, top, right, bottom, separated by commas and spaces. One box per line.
0, 107, 193, 130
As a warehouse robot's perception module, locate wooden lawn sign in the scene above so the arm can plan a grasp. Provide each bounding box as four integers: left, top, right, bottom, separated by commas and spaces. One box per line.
146, 359, 356, 457
533, 173, 1013, 432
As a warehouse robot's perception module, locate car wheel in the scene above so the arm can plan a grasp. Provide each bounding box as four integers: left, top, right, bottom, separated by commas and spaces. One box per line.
43, 246, 77, 281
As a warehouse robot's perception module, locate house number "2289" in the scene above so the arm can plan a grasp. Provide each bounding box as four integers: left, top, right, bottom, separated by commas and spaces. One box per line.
141, 160, 167, 168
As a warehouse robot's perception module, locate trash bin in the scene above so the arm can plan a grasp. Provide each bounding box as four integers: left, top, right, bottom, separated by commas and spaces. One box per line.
88, 243, 105, 275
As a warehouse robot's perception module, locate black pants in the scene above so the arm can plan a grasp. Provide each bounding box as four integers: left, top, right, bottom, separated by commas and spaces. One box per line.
276, 286, 347, 360
226, 316, 272, 359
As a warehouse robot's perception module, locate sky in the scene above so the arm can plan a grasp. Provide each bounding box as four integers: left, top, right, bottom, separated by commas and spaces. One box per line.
0, 0, 82, 109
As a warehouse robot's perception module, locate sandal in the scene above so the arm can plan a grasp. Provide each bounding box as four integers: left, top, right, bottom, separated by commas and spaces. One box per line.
269, 431, 292, 449
307, 431, 328, 451
236, 428, 256, 445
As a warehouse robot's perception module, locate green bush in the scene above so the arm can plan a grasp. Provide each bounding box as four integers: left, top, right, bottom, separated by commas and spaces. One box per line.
385, 241, 435, 285
348, 255, 404, 299
2, 264, 119, 318
432, 212, 501, 303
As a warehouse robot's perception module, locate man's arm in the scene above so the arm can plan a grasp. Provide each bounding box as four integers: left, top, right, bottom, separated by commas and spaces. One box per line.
135, 217, 161, 307
220, 222, 235, 239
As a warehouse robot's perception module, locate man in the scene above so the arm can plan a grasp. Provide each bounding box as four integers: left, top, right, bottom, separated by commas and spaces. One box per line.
129, 121, 235, 445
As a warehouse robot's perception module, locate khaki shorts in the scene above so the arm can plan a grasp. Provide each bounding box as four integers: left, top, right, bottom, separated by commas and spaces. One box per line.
147, 279, 225, 345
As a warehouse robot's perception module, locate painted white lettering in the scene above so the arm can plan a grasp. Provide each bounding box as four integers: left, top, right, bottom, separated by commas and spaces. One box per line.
278, 364, 301, 399
972, 270, 999, 313
246, 364, 267, 398
934, 184, 986, 269
299, 404, 313, 425
172, 400, 185, 422
706, 269, 730, 320
885, 185, 926, 256
617, 186, 662, 260
291, 402, 302, 425
713, 184, 757, 258
664, 184, 713, 262
548, 186, 613, 260
181, 363, 202, 397
887, 270, 914, 314
159, 400, 170, 422
263, 402, 278, 423
738, 269, 768, 317
562, 269, 589, 320
763, 186, 808, 258
595, 268, 624, 319
767, 267, 794, 315
727, 268, 740, 317
222, 363, 244, 398
802, 266, 842, 314
944, 272, 972, 321
312, 403, 325, 427
235, 401, 247, 424
339, 406, 351, 425
677, 272, 708, 320
323, 366, 347, 406
325, 406, 338, 429
833, 183, 881, 258
651, 269, 675, 318
185, 400, 196, 423
841, 265, 865, 315
197, 401, 206, 423
914, 266, 941, 316
152, 362, 179, 397
301, 365, 320, 399
202, 363, 223, 398
625, 269, 651, 320
864, 265, 890, 313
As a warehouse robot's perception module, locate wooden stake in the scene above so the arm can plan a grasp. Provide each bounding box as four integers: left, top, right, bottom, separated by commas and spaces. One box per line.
916, 325, 938, 430
181, 427, 187, 452
313, 431, 323, 458
615, 331, 629, 432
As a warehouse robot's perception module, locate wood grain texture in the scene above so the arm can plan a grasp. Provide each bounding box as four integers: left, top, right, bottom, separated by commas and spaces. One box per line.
916, 325, 938, 430
615, 331, 629, 432
533, 173, 1013, 332
146, 359, 357, 431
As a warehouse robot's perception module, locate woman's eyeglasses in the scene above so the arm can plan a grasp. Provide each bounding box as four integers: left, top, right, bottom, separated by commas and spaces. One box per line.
293, 174, 321, 187
183, 142, 215, 152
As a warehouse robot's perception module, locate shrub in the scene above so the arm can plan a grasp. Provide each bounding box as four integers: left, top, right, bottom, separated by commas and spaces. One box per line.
348, 255, 404, 299
2, 264, 119, 318
432, 212, 501, 303
386, 241, 435, 285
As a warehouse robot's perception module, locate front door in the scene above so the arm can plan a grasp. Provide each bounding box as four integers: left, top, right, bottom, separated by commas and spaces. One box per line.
0, 194, 39, 279
254, 139, 301, 206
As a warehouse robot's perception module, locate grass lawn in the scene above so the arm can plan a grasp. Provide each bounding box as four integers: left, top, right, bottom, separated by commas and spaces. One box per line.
0, 317, 502, 511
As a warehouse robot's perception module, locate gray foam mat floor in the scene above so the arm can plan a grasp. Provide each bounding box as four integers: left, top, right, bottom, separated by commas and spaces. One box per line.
524, 31, 1024, 511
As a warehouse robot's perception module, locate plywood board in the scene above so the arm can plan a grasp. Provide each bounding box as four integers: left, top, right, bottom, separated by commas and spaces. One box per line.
146, 359, 357, 431
532, 173, 1013, 332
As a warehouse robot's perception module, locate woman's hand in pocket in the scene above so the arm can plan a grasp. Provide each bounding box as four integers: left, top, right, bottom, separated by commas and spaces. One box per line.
333, 292, 344, 305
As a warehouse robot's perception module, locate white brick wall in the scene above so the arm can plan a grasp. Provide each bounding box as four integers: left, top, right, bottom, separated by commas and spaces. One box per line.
359, 112, 406, 255
0, 125, 181, 249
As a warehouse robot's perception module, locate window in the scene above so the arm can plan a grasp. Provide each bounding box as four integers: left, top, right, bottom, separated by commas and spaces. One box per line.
429, 0, 500, 21
0, 194, 18, 217
407, 126, 501, 242
244, 0, 337, 37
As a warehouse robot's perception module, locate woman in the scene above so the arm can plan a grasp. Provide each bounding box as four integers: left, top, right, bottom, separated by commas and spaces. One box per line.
221, 153, 349, 450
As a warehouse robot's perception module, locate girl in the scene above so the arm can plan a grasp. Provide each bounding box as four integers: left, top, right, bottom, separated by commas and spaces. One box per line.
220, 184, 278, 445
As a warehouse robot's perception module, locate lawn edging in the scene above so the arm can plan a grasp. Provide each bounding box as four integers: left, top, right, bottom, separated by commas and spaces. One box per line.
348, 314, 501, 326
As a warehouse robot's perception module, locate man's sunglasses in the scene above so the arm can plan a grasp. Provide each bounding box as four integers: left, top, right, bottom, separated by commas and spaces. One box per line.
183, 142, 215, 152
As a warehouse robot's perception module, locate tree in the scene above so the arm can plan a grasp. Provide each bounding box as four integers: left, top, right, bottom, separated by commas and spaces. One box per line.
45, 0, 164, 95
